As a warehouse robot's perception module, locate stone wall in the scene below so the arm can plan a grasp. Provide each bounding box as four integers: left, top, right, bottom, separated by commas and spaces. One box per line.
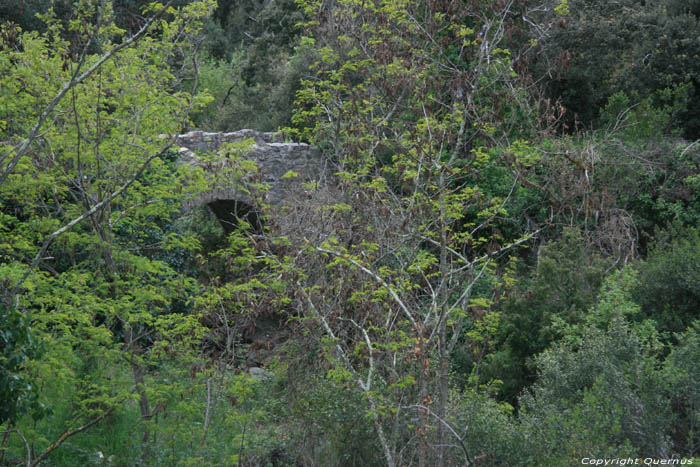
176, 130, 324, 210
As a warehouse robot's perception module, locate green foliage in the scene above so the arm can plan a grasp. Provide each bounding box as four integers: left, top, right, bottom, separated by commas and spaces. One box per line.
0, 305, 45, 425
512, 129, 700, 261
634, 227, 700, 337
600, 85, 691, 140
595, 137, 700, 241
205, 0, 302, 62
447, 389, 530, 466
581, 268, 643, 331
3, 0, 700, 463
1, 365, 294, 466
285, 370, 384, 466
186, 0, 308, 132
532, 0, 700, 138
483, 229, 609, 403
0, 0, 53, 34
520, 318, 671, 459
0, 2, 260, 464
192, 47, 313, 131
664, 323, 700, 457
286, 0, 562, 464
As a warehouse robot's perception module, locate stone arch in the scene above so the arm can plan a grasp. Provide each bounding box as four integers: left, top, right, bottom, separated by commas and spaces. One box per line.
176, 129, 325, 231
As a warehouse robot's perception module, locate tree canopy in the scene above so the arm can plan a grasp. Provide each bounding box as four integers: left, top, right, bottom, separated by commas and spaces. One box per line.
1, 0, 699, 465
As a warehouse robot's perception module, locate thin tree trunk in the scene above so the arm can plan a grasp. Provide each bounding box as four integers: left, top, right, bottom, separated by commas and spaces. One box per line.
368, 396, 395, 467
0, 424, 12, 465
437, 317, 449, 467
132, 362, 152, 461
436, 187, 450, 467
417, 336, 429, 467
201, 377, 213, 446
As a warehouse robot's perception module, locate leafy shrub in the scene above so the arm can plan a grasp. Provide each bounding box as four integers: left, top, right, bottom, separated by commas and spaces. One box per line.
192, 48, 313, 132
482, 229, 609, 403
532, 0, 700, 139
0, 305, 45, 425
634, 227, 700, 337
664, 323, 700, 457
520, 318, 671, 460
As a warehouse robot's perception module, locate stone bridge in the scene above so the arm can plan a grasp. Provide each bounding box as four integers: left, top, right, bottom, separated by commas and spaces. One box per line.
175, 130, 324, 232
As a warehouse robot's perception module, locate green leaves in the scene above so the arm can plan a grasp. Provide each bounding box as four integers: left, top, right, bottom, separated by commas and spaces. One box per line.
533, 0, 700, 138
0, 2, 238, 462
0, 305, 46, 424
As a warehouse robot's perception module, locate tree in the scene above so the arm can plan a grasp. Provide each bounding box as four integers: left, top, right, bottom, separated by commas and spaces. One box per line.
634, 227, 700, 337
0, 0, 218, 463
480, 228, 610, 404
664, 322, 700, 457
281, 0, 567, 464
519, 317, 670, 461
530, 0, 700, 139
0, 305, 44, 426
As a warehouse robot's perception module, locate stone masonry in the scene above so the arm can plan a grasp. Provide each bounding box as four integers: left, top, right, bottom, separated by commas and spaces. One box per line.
175, 130, 324, 213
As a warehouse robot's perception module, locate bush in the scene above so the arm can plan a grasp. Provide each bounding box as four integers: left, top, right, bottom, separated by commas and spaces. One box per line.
634, 227, 700, 337
664, 323, 700, 457
482, 229, 609, 403
519, 318, 671, 460
0, 305, 45, 425
192, 48, 313, 132
531, 0, 700, 139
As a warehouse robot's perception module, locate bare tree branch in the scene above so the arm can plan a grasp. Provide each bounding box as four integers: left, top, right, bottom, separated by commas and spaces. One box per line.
308, 240, 419, 330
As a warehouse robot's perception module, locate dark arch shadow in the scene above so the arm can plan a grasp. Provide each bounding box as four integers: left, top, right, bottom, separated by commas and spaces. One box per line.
207, 199, 263, 234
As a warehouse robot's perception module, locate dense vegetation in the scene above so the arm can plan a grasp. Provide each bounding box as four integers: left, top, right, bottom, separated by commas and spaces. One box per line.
1, 0, 699, 465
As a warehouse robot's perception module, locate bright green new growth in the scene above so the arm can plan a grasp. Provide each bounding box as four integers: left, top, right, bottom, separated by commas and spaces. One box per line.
0, 1, 285, 464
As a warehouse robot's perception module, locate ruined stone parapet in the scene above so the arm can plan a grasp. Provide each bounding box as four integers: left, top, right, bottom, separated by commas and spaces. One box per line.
175, 129, 283, 152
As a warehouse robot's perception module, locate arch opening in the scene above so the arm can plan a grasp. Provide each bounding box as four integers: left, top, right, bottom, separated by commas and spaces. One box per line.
207, 199, 263, 234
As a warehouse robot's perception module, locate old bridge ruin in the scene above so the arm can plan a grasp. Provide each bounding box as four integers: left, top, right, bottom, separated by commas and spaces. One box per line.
176, 130, 324, 232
